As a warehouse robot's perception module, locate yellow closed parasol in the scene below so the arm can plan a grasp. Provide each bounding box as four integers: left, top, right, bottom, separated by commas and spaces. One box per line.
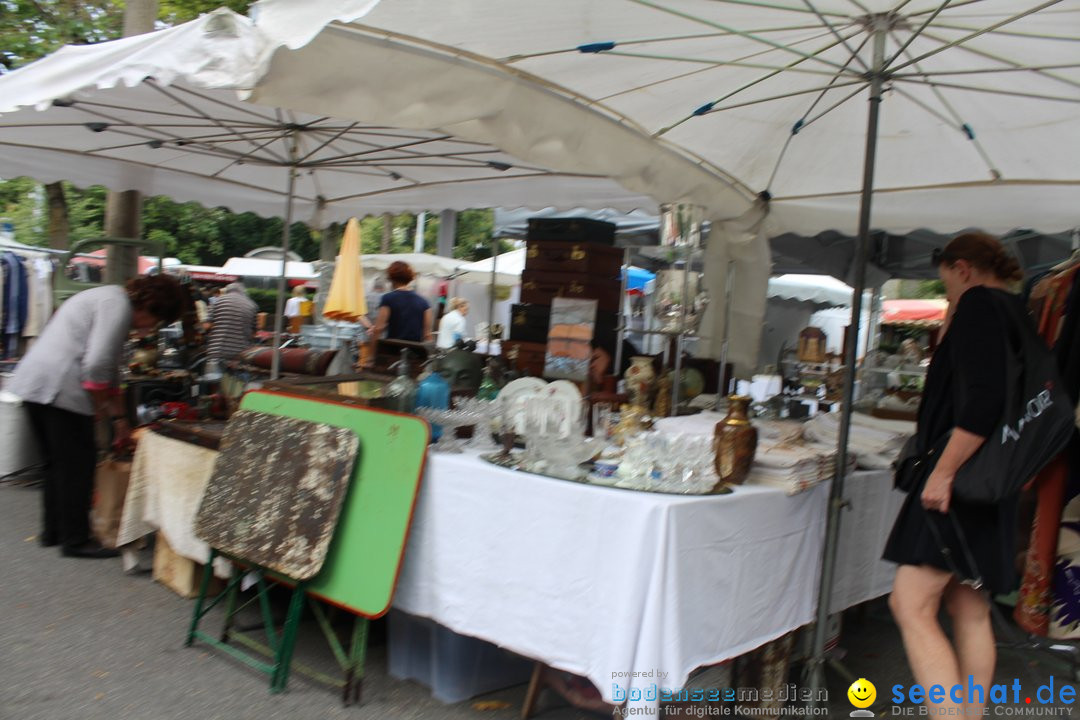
323, 217, 367, 322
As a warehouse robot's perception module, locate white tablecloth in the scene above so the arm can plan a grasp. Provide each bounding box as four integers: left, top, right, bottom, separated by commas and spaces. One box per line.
395, 452, 824, 705
117, 430, 230, 577
393, 451, 905, 707
829, 468, 905, 613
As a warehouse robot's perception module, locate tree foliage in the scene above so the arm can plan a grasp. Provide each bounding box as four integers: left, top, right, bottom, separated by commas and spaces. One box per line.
158, 0, 251, 24
0, 1, 499, 266
0, 1, 121, 73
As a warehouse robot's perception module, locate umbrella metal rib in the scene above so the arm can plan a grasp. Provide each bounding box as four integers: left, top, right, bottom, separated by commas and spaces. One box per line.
603, 50, 849, 76
149, 82, 290, 163
883, 0, 957, 69
595, 27, 842, 103
931, 22, 1080, 42
627, 0, 857, 72
764, 37, 872, 190
913, 29, 1080, 91
892, 63, 1080, 79
889, 0, 1065, 72
895, 76, 1080, 103
800, 0, 871, 71
503, 26, 833, 64
693, 77, 866, 115
297, 121, 360, 163
705, 0, 851, 19
656, 30, 866, 135
888, 38, 1002, 179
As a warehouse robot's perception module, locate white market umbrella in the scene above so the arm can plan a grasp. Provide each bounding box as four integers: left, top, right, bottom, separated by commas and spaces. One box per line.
0, 9, 700, 378
262, 0, 1080, 235
258, 0, 1080, 695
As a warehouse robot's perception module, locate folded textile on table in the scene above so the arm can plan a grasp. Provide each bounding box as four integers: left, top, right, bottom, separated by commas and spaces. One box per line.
745, 425, 859, 495
652, 411, 727, 436
802, 412, 913, 469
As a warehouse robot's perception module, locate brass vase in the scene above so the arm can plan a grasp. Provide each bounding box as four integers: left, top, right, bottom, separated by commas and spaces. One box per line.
713, 395, 757, 491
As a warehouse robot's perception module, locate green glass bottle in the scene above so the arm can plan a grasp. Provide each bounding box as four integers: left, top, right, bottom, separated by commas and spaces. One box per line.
477, 360, 499, 401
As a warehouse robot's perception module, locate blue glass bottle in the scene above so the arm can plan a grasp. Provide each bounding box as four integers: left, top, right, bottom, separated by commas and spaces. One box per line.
384, 349, 417, 414
415, 357, 451, 441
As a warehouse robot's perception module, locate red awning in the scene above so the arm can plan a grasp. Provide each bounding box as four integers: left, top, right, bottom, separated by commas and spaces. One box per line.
881, 299, 948, 327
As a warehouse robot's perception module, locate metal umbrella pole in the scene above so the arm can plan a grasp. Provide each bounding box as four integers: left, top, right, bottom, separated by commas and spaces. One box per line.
804, 20, 887, 700
717, 259, 736, 401
270, 132, 299, 381
488, 236, 497, 346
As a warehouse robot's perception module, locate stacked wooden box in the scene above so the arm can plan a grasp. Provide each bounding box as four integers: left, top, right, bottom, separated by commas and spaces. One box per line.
505, 218, 622, 377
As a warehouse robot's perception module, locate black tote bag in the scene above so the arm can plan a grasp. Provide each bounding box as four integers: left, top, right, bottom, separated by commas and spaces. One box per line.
949, 289, 1074, 504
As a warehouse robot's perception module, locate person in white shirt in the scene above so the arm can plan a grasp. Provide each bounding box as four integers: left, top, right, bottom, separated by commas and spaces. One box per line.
284, 285, 307, 320
435, 297, 469, 349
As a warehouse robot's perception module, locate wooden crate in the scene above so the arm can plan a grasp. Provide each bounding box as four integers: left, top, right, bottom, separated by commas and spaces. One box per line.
520, 270, 622, 312
524, 241, 623, 275
501, 340, 549, 379
153, 531, 223, 599
526, 217, 616, 245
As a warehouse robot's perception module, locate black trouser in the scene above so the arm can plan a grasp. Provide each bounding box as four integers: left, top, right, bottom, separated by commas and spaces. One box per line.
23, 402, 97, 548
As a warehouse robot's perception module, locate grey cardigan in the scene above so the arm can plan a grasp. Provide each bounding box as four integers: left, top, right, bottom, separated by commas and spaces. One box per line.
7, 285, 132, 416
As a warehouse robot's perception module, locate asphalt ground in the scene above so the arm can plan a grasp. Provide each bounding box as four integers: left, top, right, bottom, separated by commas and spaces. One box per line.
2, 479, 1078, 720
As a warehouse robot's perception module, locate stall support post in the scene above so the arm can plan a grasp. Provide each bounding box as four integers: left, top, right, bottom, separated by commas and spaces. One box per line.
614, 247, 630, 376
804, 20, 886, 707
717, 259, 736, 400
270, 131, 300, 381
488, 236, 498, 345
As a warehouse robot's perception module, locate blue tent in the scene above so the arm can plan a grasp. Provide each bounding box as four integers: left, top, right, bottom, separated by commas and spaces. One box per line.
625, 266, 653, 292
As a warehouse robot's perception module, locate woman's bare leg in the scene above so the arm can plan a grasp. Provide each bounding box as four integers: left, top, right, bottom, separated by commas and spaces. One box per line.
944, 579, 994, 714
889, 564, 963, 713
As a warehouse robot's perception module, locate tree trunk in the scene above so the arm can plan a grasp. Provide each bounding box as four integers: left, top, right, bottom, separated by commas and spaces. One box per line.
318, 227, 337, 263
122, 0, 159, 37
381, 213, 392, 253
104, 0, 159, 283
436, 209, 457, 257
104, 191, 144, 284
44, 182, 69, 250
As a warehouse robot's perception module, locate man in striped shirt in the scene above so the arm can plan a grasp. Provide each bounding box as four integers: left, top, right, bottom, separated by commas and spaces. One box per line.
206, 282, 257, 362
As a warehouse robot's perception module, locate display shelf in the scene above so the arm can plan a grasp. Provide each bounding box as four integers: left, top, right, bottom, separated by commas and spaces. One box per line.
861, 366, 927, 376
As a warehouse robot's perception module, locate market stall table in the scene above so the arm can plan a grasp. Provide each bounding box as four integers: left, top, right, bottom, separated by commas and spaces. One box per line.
393, 450, 903, 711
118, 422, 903, 711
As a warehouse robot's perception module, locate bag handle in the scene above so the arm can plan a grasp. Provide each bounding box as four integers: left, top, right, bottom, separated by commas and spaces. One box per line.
924, 508, 985, 591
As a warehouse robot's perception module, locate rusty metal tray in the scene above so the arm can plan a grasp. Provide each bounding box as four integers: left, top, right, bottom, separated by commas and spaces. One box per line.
194, 410, 359, 580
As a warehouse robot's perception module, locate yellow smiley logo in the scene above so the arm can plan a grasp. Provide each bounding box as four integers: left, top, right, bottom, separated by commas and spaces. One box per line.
848, 678, 876, 709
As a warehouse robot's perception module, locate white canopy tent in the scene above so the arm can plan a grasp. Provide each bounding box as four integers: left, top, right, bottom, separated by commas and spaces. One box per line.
260, 0, 1080, 237
768, 274, 854, 309
360, 252, 461, 278
453, 249, 527, 287
0, 7, 775, 376
220, 257, 317, 280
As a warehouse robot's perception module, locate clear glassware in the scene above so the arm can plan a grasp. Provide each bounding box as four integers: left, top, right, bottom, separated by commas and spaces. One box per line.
455, 397, 499, 451
415, 407, 475, 453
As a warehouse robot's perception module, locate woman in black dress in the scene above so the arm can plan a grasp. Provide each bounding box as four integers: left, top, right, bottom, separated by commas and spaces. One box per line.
884, 232, 1024, 714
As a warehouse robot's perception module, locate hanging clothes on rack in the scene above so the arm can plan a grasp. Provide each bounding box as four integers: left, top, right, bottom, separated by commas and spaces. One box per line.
21, 257, 54, 339
1, 251, 29, 359
1015, 258, 1080, 636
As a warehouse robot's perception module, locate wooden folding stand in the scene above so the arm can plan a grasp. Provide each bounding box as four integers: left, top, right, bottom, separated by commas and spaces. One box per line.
185, 391, 430, 704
